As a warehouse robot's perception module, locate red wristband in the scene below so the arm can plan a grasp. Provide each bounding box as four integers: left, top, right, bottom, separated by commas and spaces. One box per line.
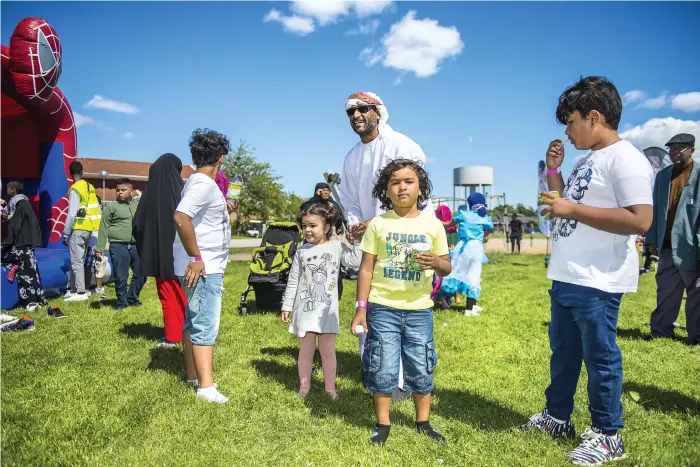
193, 255, 203, 262
547, 167, 561, 175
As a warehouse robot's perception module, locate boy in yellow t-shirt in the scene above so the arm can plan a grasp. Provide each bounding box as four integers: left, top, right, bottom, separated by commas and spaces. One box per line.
351, 159, 451, 445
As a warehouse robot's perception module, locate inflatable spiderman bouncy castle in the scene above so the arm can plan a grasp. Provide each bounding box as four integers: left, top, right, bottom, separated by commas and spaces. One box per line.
2, 18, 85, 309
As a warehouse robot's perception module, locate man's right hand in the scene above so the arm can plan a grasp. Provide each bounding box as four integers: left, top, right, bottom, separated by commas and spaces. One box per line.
62, 235, 70, 247
348, 221, 368, 242
546, 140, 566, 170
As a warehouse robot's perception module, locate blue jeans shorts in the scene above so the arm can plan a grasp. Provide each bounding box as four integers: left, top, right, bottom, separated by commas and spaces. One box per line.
362, 303, 437, 394
179, 273, 224, 346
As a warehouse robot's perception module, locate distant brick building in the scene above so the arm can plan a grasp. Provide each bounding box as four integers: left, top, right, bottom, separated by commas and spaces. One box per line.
78, 158, 195, 201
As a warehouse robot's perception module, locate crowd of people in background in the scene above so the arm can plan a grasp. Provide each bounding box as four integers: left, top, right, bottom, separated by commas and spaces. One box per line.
1, 78, 698, 467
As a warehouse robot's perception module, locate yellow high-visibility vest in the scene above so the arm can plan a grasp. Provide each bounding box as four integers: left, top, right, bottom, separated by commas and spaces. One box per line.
70, 179, 101, 232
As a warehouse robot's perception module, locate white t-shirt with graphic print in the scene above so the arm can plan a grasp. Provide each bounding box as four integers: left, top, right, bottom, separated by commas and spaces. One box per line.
547, 140, 653, 293
173, 173, 231, 276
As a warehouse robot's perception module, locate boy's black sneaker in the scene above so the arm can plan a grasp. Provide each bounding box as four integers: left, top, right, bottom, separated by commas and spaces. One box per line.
48, 307, 67, 319
518, 408, 576, 439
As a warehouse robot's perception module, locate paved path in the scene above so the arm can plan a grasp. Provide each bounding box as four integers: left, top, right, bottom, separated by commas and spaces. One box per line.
230, 238, 262, 248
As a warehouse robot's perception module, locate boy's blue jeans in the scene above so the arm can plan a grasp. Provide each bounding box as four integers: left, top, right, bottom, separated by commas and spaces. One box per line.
545, 281, 624, 435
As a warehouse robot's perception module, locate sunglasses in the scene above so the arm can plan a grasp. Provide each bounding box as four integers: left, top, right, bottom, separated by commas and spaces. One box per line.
346, 105, 376, 117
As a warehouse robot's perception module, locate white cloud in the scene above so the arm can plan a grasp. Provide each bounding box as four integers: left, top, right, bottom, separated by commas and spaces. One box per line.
290, 1, 350, 26
362, 11, 463, 78
622, 90, 647, 105
84, 95, 139, 114
620, 117, 700, 150
121, 132, 135, 139
671, 92, 700, 113
73, 112, 94, 127
359, 46, 382, 66
468, 136, 473, 144
353, 1, 394, 18
637, 92, 667, 110
346, 19, 380, 35
263, 9, 316, 36
268, 1, 393, 35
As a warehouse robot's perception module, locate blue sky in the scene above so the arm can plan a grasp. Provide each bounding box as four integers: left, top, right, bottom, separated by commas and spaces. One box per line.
3, 1, 699, 208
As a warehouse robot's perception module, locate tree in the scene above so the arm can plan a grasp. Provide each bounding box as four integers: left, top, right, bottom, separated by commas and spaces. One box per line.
222, 141, 287, 222
283, 192, 306, 222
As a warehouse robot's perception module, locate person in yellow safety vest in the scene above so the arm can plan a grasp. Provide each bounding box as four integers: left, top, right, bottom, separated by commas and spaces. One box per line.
62, 161, 102, 302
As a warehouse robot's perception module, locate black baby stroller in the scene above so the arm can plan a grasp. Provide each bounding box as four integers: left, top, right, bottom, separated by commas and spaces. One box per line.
238, 222, 301, 315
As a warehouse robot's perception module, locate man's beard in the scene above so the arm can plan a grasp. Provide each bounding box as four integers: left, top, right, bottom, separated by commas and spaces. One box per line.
353, 117, 378, 136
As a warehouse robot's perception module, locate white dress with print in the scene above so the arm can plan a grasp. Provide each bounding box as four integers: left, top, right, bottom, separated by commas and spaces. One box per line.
281, 241, 360, 337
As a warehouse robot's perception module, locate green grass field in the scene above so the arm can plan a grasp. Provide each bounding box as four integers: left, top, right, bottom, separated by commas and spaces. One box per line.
2, 254, 698, 466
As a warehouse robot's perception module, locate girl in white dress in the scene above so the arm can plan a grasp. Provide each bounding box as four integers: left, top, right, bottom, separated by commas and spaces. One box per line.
281, 203, 360, 399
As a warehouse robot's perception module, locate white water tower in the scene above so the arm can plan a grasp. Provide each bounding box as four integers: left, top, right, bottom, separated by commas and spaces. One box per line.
453, 166, 494, 210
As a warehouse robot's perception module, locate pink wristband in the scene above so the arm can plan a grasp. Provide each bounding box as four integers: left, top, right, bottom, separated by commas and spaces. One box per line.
193, 255, 203, 262
547, 167, 561, 175
356, 300, 368, 309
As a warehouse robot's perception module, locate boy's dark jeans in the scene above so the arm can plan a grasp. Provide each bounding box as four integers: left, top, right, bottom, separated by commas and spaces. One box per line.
545, 281, 624, 435
109, 243, 145, 308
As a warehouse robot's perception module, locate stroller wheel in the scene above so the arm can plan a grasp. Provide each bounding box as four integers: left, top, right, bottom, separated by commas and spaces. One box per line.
239, 305, 247, 316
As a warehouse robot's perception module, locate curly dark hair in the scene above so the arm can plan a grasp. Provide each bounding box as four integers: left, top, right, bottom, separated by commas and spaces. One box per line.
556, 76, 622, 130
372, 159, 432, 211
189, 128, 230, 167
299, 202, 339, 240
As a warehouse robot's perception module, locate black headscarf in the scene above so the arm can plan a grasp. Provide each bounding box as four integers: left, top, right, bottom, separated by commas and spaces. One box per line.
133, 153, 184, 280
3, 197, 42, 248
299, 182, 345, 233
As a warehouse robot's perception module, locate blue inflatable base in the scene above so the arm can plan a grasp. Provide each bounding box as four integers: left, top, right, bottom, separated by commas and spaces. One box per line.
1, 248, 112, 310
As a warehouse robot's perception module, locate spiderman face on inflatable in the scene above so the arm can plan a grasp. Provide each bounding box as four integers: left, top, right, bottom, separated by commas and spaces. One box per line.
2, 17, 77, 245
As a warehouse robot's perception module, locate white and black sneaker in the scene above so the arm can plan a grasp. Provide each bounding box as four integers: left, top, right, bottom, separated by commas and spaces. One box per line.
518, 408, 576, 439
566, 427, 625, 466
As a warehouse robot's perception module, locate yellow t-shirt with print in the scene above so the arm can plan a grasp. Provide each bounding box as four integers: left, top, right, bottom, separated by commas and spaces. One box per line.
360, 210, 449, 310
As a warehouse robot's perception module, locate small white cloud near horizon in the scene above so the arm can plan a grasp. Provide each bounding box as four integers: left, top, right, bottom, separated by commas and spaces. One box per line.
121, 132, 135, 139
622, 90, 647, 105
360, 10, 463, 79
636, 92, 667, 110
73, 112, 94, 128
84, 95, 139, 114
346, 18, 380, 35
263, 9, 315, 36
624, 89, 700, 113
468, 136, 473, 144
671, 92, 700, 113
620, 117, 700, 150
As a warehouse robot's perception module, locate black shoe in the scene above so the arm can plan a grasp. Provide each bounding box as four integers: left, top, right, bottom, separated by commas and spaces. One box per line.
114, 305, 127, 312
48, 306, 67, 319
128, 301, 143, 308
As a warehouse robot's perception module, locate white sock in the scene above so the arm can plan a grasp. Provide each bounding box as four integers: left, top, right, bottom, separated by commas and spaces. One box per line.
196, 384, 228, 404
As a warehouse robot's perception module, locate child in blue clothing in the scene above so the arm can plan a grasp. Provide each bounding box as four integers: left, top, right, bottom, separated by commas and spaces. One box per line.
439, 193, 493, 316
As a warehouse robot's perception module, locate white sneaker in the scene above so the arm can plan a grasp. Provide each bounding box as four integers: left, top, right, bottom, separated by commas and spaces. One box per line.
65, 293, 89, 302
25, 303, 40, 312
196, 384, 229, 404
63, 291, 73, 299
94, 287, 105, 295
0, 313, 17, 323
472, 305, 483, 315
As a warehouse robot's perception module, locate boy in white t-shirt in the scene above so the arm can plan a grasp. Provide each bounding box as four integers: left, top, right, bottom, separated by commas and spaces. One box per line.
174, 128, 237, 404
520, 77, 653, 466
